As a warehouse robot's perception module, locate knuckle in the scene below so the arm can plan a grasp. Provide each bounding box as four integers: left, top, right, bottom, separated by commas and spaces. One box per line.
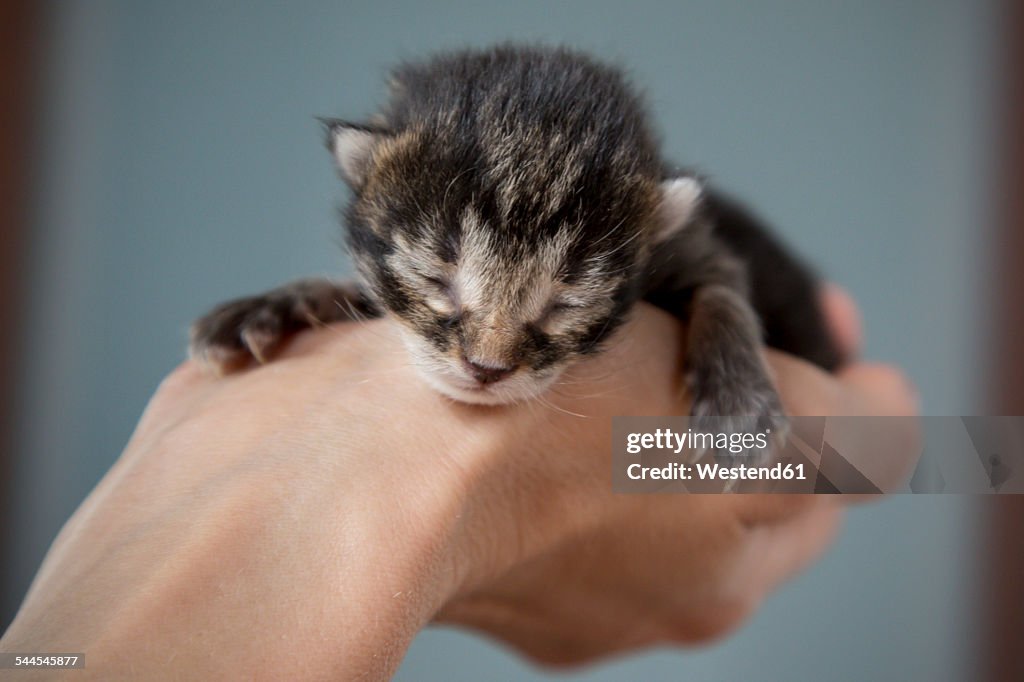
661, 596, 760, 644
155, 359, 206, 397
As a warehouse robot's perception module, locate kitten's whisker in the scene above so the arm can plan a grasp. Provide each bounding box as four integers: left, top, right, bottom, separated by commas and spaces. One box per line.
335, 297, 373, 323
536, 393, 593, 419
328, 299, 403, 345
590, 215, 629, 248
597, 223, 644, 259
549, 383, 631, 401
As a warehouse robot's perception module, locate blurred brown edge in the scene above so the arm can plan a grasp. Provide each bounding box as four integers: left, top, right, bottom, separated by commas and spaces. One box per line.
0, 0, 41, 626
990, 1, 1024, 681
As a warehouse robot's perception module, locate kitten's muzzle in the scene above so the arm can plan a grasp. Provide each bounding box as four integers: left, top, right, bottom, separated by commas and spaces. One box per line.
461, 356, 516, 385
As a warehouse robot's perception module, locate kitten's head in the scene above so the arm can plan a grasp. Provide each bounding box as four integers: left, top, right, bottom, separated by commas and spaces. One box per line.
322, 47, 699, 404
325, 122, 700, 404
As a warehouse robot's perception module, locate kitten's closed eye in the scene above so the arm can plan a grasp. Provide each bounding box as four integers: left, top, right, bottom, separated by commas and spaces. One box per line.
543, 299, 584, 316
422, 274, 450, 292
420, 274, 458, 315
536, 297, 590, 329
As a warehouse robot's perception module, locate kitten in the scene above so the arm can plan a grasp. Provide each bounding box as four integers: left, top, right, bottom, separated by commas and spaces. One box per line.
190, 45, 840, 432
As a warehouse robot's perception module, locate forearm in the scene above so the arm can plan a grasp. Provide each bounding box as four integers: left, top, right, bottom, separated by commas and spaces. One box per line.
2, 410, 476, 680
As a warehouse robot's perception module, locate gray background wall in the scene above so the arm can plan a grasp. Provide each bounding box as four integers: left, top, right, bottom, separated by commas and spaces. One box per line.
6, 1, 995, 680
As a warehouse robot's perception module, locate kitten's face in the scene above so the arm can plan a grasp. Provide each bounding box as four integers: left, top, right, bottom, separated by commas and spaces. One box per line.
364, 209, 640, 405
357, 213, 646, 404
333, 126, 697, 405
342, 140, 658, 404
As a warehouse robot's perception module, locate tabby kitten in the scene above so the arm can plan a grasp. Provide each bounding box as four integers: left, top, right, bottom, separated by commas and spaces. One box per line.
190, 45, 840, 430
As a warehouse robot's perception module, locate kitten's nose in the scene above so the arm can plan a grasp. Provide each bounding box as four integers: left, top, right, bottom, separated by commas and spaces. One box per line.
462, 357, 515, 385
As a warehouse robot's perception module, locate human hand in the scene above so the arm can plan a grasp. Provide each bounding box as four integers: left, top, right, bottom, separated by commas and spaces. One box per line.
0, 288, 917, 679
435, 285, 919, 665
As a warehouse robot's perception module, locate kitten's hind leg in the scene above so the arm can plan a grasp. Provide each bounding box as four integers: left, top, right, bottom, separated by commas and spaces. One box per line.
189, 278, 380, 374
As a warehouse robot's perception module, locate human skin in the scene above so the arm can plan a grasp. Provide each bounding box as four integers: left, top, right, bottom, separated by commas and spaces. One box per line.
0, 295, 916, 680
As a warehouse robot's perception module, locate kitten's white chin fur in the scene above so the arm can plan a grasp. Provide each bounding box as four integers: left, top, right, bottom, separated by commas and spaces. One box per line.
398, 328, 563, 405
419, 367, 561, 406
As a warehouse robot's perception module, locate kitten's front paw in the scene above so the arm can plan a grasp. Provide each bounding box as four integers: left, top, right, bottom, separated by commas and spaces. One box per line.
189, 279, 376, 374
189, 294, 303, 373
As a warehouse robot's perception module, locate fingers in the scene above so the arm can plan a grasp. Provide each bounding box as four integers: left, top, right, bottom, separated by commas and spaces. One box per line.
770, 348, 919, 419
769, 350, 846, 416
821, 283, 863, 363
746, 502, 845, 596
837, 363, 919, 416
818, 283, 919, 415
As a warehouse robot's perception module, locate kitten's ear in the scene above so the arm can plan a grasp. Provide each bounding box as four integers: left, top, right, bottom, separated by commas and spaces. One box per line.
319, 118, 385, 188
653, 176, 703, 243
